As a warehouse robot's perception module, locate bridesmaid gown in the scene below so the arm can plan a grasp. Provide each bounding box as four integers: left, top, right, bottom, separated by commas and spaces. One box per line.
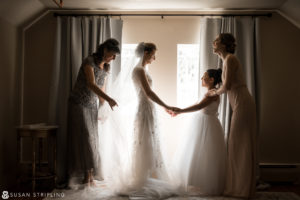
67, 56, 107, 179
222, 55, 257, 198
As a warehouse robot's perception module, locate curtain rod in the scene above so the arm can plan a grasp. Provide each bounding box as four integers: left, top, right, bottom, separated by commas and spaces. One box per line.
53, 13, 272, 17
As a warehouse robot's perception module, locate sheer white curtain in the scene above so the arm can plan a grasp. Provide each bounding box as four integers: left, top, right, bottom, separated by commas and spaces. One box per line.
199, 17, 261, 140
47, 16, 123, 185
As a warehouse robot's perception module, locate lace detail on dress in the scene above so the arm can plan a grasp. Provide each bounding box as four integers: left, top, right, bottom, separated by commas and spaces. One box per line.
131, 66, 168, 184
69, 56, 108, 109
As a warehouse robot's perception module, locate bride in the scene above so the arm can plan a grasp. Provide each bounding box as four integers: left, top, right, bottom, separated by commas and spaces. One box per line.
97, 42, 176, 197
130, 42, 173, 185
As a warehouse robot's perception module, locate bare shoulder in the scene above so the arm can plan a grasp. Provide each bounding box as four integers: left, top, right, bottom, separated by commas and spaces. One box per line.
133, 67, 145, 76
226, 54, 238, 62
132, 67, 147, 83
133, 66, 144, 72
203, 94, 219, 102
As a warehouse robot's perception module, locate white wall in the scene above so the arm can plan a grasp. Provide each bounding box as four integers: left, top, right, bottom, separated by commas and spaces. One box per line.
0, 0, 45, 26
0, 0, 45, 189
258, 13, 300, 163
23, 13, 56, 124
123, 17, 202, 104
280, 0, 300, 29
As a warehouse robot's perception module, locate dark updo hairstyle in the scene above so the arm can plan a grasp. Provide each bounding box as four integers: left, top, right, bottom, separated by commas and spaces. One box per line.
136, 42, 157, 58
92, 38, 120, 72
219, 33, 236, 54
144, 43, 157, 53
207, 68, 222, 87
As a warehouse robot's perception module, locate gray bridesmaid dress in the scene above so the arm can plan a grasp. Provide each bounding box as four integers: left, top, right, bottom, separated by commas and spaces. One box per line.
67, 56, 107, 178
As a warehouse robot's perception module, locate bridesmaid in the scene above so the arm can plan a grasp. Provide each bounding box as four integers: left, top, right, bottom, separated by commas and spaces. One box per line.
67, 38, 120, 186
207, 33, 257, 199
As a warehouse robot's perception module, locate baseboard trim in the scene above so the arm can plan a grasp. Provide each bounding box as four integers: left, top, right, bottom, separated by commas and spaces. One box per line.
259, 163, 300, 183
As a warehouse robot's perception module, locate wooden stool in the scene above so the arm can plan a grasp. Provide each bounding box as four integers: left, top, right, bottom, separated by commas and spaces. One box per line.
17, 125, 58, 191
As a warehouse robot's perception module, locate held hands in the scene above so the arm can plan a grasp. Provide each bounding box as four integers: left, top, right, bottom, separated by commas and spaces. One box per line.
165, 106, 182, 117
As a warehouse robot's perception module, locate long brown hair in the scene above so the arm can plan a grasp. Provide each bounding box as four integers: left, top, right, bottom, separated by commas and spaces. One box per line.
219, 33, 236, 54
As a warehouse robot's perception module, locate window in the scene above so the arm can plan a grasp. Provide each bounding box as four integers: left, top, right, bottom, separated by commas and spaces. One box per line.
177, 44, 200, 107
121, 44, 203, 108
121, 44, 138, 70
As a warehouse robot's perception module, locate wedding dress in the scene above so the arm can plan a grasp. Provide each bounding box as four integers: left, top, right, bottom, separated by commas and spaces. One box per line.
170, 98, 227, 196
102, 43, 175, 197
131, 64, 168, 183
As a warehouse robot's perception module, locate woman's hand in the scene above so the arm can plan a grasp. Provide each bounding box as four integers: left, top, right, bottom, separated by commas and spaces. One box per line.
165, 107, 182, 117
107, 98, 118, 110
206, 89, 218, 97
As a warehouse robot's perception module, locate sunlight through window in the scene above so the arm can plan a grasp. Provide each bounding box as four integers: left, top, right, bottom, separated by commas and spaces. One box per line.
121, 44, 138, 70
177, 44, 200, 107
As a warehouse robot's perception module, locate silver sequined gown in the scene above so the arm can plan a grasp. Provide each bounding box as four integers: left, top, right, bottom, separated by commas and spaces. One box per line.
67, 56, 107, 178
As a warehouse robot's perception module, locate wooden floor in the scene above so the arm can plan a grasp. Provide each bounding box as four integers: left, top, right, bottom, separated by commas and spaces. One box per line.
6, 181, 300, 199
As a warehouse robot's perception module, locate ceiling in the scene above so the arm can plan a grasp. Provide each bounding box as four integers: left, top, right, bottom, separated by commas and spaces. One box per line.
0, 0, 299, 28
39, 0, 287, 10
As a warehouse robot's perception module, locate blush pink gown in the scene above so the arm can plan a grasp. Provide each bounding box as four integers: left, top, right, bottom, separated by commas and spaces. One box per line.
222, 56, 257, 198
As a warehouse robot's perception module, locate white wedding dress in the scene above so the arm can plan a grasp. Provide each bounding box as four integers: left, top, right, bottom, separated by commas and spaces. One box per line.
131, 65, 168, 184
170, 98, 227, 196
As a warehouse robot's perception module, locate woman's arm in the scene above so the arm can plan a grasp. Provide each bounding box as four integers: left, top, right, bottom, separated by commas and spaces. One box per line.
135, 68, 170, 109
179, 96, 219, 113
210, 55, 237, 96
98, 77, 107, 105
84, 65, 117, 109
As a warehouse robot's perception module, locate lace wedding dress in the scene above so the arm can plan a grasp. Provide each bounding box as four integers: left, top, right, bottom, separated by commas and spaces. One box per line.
130, 65, 168, 186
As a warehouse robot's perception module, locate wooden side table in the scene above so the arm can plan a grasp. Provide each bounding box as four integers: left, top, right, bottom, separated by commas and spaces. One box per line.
16, 125, 58, 191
